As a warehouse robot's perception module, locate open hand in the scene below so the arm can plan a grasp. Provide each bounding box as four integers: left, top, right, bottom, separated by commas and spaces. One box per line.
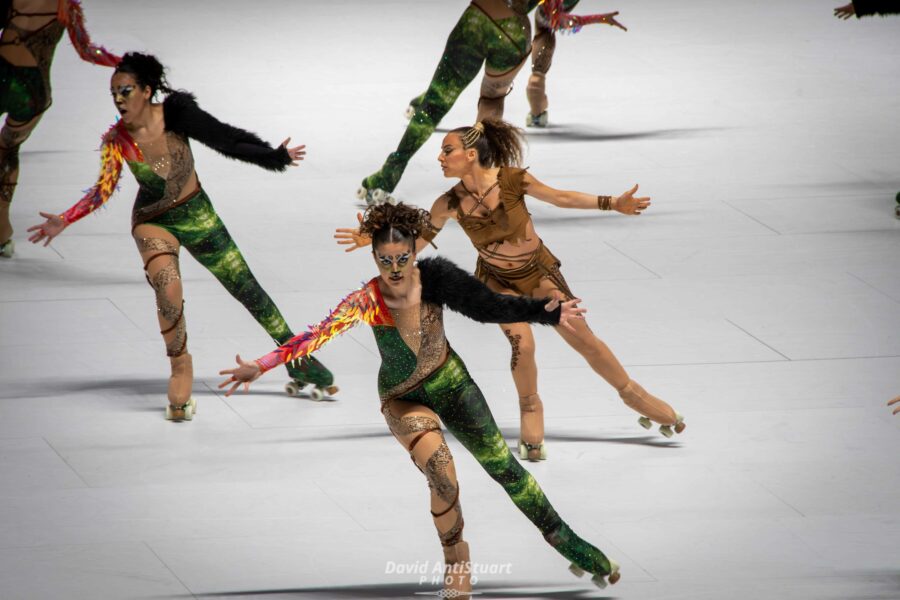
613, 184, 651, 215
598, 11, 627, 32
281, 137, 307, 166
546, 297, 587, 332
834, 3, 855, 19
218, 354, 262, 397
27, 212, 66, 246
334, 212, 372, 252
889, 396, 900, 416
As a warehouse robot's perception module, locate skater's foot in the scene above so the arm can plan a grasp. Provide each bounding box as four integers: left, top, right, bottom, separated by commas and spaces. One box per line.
357, 175, 397, 206
526, 111, 549, 128
442, 540, 472, 596
618, 380, 685, 437
545, 522, 619, 588
518, 393, 546, 461
167, 352, 195, 421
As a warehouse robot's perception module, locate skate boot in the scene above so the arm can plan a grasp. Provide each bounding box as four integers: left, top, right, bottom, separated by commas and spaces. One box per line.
526, 73, 549, 128
442, 541, 472, 596
356, 176, 397, 207
618, 380, 685, 438
166, 352, 196, 421
545, 522, 620, 589
518, 393, 547, 461
525, 111, 549, 128
0, 238, 13, 258
285, 356, 338, 401
405, 93, 425, 120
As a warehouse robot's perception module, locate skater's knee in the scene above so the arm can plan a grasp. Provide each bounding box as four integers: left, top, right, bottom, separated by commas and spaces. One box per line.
527, 73, 546, 93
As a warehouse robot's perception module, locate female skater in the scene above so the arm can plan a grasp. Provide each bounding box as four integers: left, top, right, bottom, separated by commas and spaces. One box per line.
27, 52, 336, 420
526, 1, 626, 128
338, 119, 685, 461
0, 0, 120, 257
220, 202, 620, 595
358, 0, 625, 204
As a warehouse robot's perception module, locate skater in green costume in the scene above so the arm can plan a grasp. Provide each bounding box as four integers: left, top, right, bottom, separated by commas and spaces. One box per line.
0, 0, 121, 258
27, 52, 335, 421
358, 0, 626, 204
220, 203, 621, 596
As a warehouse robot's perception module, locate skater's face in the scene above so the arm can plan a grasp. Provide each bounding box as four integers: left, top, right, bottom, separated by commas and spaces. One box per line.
110, 72, 152, 125
438, 133, 477, 178
374, 241, 415, 288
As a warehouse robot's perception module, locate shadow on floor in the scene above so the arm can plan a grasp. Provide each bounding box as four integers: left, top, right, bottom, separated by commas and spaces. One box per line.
435, 124, 726, 143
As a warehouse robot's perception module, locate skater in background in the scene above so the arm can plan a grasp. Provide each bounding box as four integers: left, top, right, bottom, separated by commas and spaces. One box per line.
357, 0, 625, 205
526, 0, 626, 128
27, 52, 336, 421
338, 119, 684, 461
220, 202, 621, 596
0, 0, 120, 258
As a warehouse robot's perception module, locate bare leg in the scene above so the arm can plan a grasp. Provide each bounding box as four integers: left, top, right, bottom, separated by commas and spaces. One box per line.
532, 278, 685, 433
383, 399, 471, 596
133, 224, 195, 421
476, 60, 528, 122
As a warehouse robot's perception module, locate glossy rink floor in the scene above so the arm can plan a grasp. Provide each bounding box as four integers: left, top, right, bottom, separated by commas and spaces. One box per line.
1, 1, 899, 598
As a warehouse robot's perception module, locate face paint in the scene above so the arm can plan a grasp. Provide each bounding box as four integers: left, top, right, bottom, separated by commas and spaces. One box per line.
375, 250, 412, 281
111, 85, 135, 105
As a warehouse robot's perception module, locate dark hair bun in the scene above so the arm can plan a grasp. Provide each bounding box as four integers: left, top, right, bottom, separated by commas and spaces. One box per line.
114, 52, 172, 97
360, 202, 432, 248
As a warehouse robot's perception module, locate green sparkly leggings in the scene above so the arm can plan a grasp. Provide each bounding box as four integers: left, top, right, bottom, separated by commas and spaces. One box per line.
386, 351, 613, 577
0, 57, 49, 205
362, 4, 531, 194
139, 190, 333, 386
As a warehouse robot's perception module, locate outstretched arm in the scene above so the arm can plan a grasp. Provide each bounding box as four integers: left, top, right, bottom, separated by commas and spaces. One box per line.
163, 92, 304, 172
539, 0, 628, 32
27, 127, 131, 245
418, 256, 585, 330
522, 171, 650, 215
836, 1, 900, 18
218, 285, 381, 395
61, 0, 121, 67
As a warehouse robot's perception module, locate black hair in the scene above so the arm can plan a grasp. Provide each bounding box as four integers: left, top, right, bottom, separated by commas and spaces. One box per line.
114, 52, 172, 98
360, 202, 432, 251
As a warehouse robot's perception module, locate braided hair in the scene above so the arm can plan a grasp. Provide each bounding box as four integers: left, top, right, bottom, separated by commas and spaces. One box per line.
450, 118, 525, 168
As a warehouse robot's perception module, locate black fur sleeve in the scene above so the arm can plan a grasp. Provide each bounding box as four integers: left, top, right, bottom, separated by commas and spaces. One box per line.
163, 91, 291, 172
418, 256, 561, 325
852, 0, 900, 16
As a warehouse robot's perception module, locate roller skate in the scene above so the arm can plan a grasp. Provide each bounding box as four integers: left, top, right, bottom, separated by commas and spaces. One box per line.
356, 176, 397, 207
526, 73, 549, 128
166, 352, 196, 421
545, 522, 621, 589
526, 111, 549, 128
285, 356, 338, 401
0, 238, 13, 258
405, 93, 425, 121
618, 380, 685, 438
518, 393, 547, 462
442, 541, 472, 596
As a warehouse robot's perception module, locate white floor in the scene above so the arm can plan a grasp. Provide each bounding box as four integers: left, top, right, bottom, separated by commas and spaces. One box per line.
1, 1, 899, 599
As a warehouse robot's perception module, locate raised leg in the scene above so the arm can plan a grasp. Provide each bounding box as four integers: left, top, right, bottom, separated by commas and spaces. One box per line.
383, 399, 471, 596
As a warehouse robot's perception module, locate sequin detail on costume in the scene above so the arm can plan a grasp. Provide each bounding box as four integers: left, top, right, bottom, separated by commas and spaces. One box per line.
61, 123, 142, 223
381, 302, 448, 402
255, 283, 384, 373
538, 0, 613, 34
60, 0, 121, 67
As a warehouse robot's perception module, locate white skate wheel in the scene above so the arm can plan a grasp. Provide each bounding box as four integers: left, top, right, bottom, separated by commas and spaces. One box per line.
285, 381, 301, 396
371, 188, 385, 203
0, 240, 14, 258
404, 104, 415, 120
518, 441, 527, 459
310, 387, 325, 402
356, 186, 368, 201
568, 563, 585, 578
540, 443, 547, 460
659, 425, 674, 438
182, 401, 194, 421
526, 113, 535, 127
536, 111, 549, 127
386, 194, 398, 206
165, 405, 174, 420
591, 574, 608, 589
638, 416, 652, 430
